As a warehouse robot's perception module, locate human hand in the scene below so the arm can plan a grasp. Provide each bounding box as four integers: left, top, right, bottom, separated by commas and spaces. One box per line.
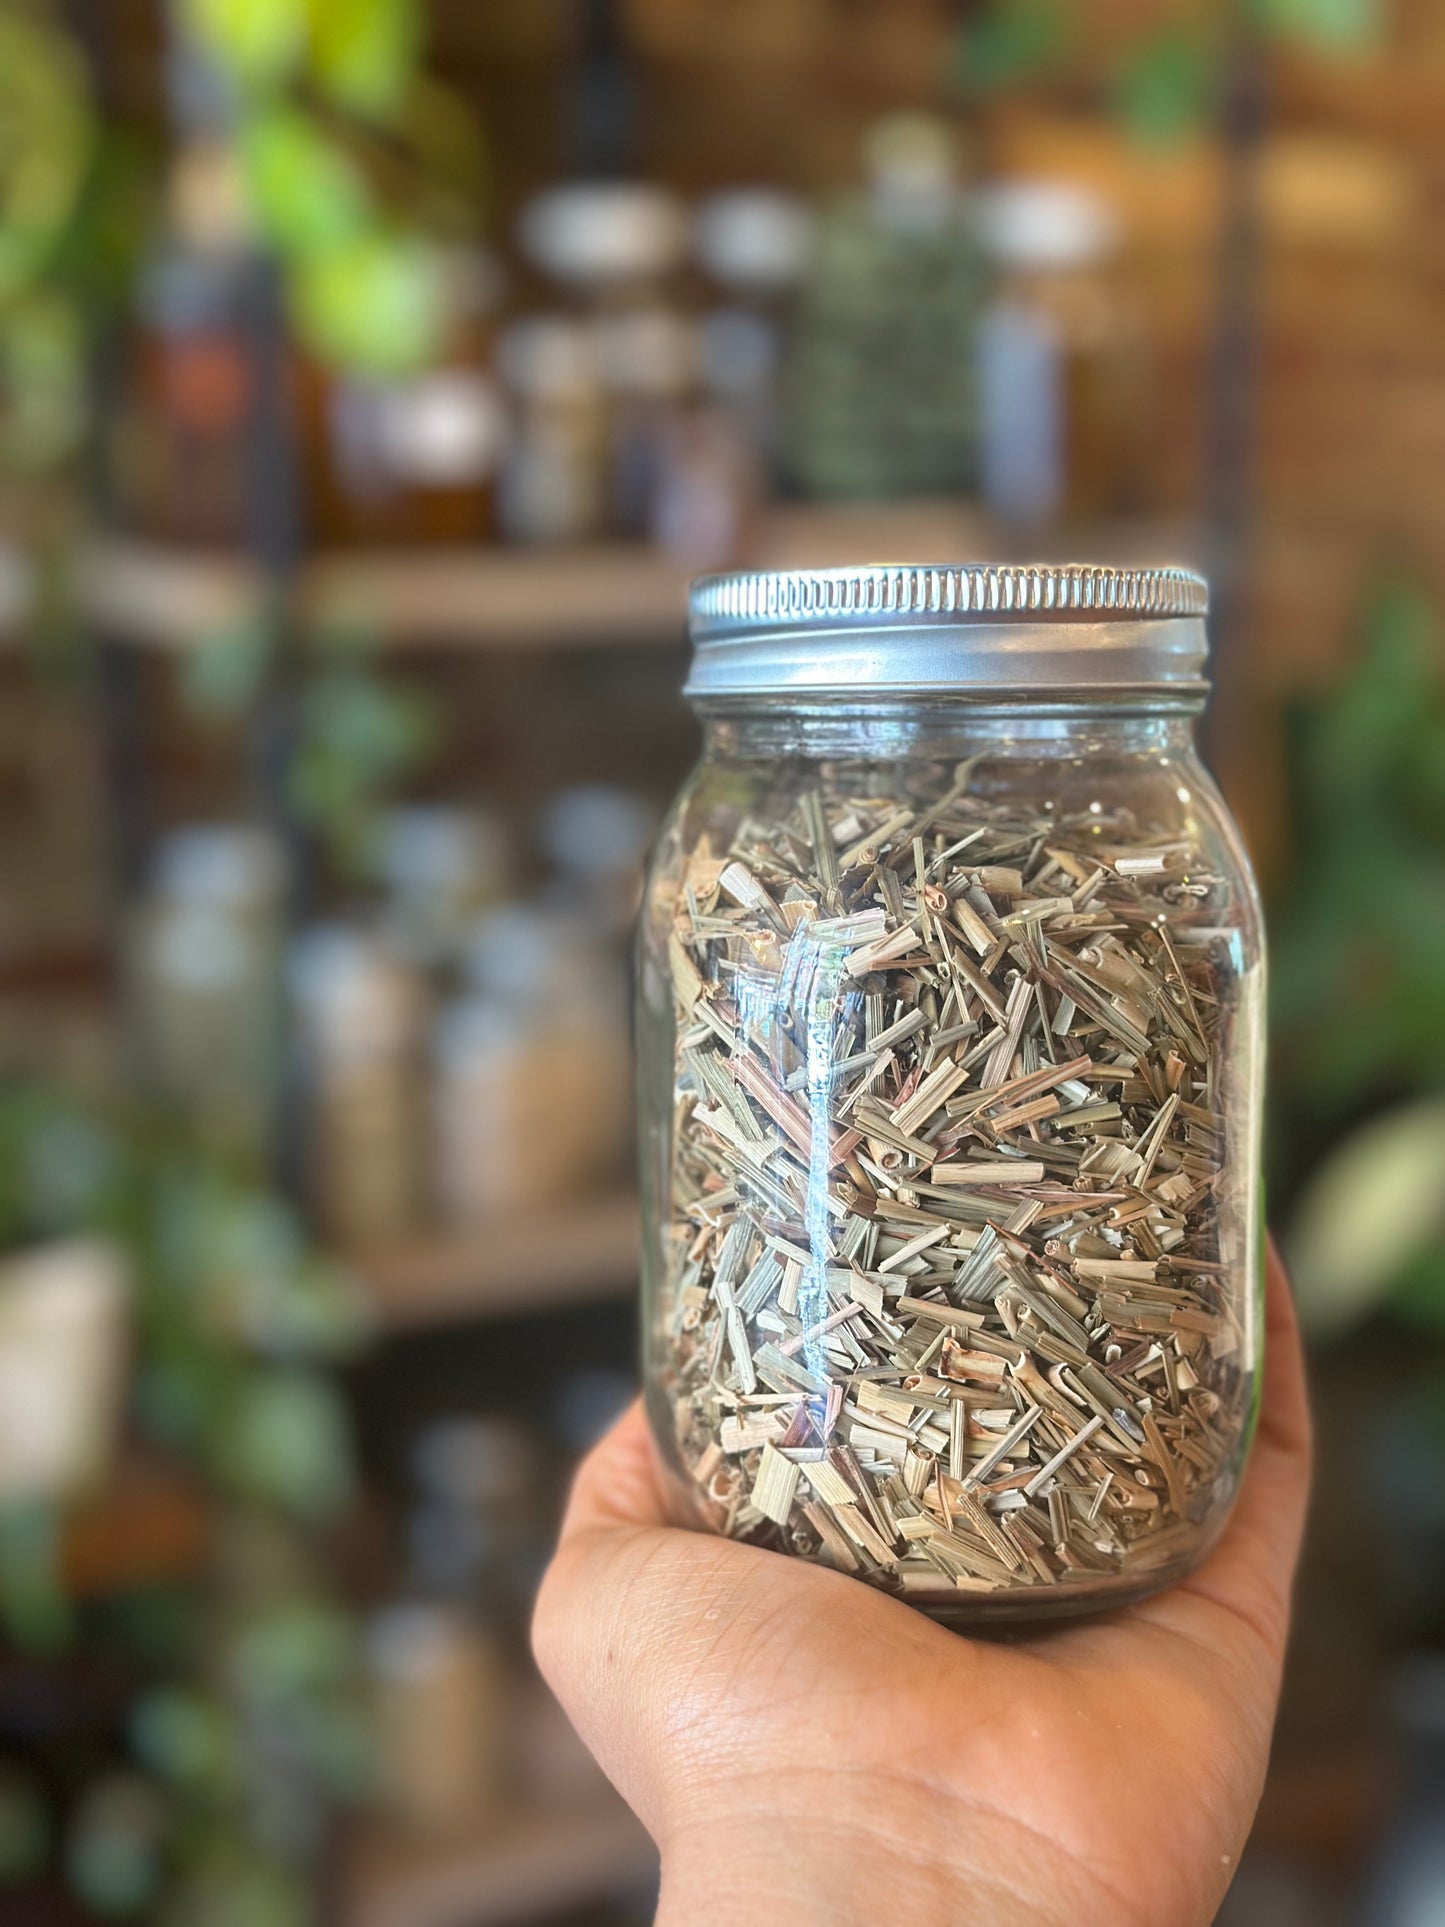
533, 1245, 1311, 1927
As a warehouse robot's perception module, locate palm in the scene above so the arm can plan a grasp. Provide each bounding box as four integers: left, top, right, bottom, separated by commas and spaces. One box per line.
535, 1249, 1310, 1927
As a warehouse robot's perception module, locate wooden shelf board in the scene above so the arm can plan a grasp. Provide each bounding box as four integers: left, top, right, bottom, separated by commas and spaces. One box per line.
83, 538, 692, 651
306, 543, 691, 648
76, 509, 1207, 652
343, 1789, 655, 1927
355, 1191, 640, 1331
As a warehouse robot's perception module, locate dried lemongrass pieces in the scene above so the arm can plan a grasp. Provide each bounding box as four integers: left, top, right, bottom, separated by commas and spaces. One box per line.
657, 776, 1256, 1609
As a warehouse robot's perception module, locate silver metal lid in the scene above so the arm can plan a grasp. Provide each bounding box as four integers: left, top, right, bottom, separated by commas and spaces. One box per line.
686, 562, 1210, 700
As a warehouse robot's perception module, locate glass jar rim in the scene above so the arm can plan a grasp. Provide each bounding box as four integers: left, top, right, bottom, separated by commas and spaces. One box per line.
686, 561, 1210, 701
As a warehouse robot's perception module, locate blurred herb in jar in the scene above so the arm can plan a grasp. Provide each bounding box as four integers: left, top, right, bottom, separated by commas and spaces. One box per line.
784, 114, 982, 502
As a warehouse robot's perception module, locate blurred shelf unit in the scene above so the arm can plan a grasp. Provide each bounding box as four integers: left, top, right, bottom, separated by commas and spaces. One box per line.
343, 1787, 655, 1927
81, 538, 696, 651
16, 507, 1210, 653
354, 1190, 640, 1333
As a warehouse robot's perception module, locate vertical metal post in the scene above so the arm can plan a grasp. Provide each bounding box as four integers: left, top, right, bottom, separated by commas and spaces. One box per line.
1200, 18, 1267, 771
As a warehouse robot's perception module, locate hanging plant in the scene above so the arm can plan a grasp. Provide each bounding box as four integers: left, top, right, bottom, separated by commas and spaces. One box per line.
177, 0, 484, 377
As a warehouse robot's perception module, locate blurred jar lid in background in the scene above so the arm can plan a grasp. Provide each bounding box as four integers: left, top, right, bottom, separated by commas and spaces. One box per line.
498, 315, 601, 400
537, 784, 655, 882
694, 189, 814, 294
375, 804, 509, 908
290, 924, 422, 1061
457, 902, 610, 1012
151, 824, 285, 910
973, 179, 1122, 270
519, 182, 688, 288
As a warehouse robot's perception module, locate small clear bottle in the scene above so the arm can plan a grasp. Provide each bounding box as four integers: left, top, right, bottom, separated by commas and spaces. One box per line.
304, 247, 507, 548
637, 562, 1265, 1622
432, 905, 630, 1224
516, 182, 690, 539
784, 114, 982, 501
129, 825, 285, 1162
974, 181, 1147, 528
289, 925, 426, 1247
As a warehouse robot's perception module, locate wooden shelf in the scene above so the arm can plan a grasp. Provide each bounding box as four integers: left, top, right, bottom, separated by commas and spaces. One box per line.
343, 1788, 655, 1927
307, 544, 691, 649
82, 537, 693, 651
73, 508, 1207, 653
355, 1191, 640, 1332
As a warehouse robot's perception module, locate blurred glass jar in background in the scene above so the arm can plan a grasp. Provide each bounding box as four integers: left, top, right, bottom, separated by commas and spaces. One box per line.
407, 1414, 546, 1624
654, 188, 814, 566
365, 1602, 506, 1836
372, 803, 510, 974
129, 825, 285, 1163
694, 189, 813, 481
517, 182, 691, 539
785, 114, 981, 502
432, 904, 630, 1224
975, 181, 1148, 529
290, 925, 426, 1248
303, 248, 507, 549
496, 316, 608, 544
536, 784, 657, 942
364, 1415, 544, 1836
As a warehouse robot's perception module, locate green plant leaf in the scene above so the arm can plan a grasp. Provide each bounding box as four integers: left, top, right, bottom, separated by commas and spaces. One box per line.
0, 11, 94, 301
0, 1502, 72, 1653
1286, 1099, 1445, 1340
308, 0, 420, 121
65, 1776, 169, 1919
182, 0, 307, 88
1247, 0, 1380, 53
130, 1688, 239, 1792
0, 1763, 51, 1886
1114, 30, 1220, 147
241, 107, 371, 260
177, 617, 275, 722
1391, 1243, 1445, 1333
213, 1371, 353, 1519
0, 290, 87, 472
955, 0, 1069, 94
291, 231, 444, 374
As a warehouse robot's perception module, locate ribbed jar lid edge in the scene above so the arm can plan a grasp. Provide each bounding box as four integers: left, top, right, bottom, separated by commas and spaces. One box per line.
689, 562, 1208, 637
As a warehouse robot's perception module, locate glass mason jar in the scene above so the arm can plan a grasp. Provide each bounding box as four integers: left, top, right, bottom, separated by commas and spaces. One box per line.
637, 563, 1265, 1623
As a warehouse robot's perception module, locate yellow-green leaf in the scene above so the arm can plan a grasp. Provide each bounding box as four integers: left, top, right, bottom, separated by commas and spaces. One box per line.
182, 0, 307, 88
1287, 1099, 1445, 1339
241, 106, 370, 258
291, 231, 443, 374
308, 0, 419, 121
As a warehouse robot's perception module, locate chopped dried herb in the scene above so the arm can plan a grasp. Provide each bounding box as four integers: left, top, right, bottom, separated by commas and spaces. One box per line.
654, 771, 1256, 1608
